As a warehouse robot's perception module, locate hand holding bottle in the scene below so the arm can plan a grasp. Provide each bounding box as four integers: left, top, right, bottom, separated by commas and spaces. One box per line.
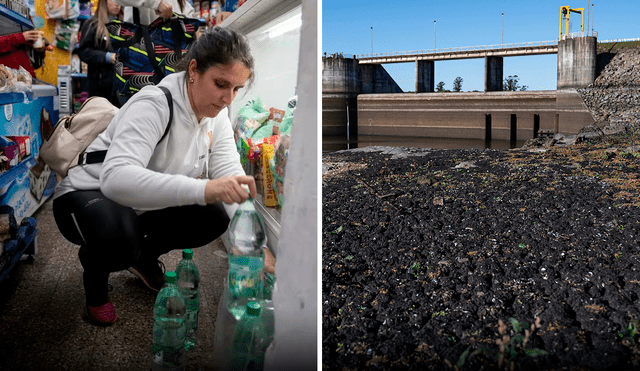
23, 30, 42, 44
205, 175, 256, 204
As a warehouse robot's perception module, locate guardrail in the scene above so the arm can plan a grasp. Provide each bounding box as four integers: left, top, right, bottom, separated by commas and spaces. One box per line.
324, 53, 356, 59
599, 37, 640, 44
356, 40, 558, 59
559, 30, 598, 40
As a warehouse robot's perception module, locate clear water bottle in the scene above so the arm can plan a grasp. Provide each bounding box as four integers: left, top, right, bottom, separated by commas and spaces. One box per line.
229, 301, 272, 371
176, 249, 200, 350
227, 198, 267, 320
153, 272, 186, 371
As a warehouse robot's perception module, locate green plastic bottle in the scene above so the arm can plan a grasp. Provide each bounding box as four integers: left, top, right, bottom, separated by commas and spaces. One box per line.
152, 272, 186, 371
227, 198, 267, 319
229, 301, 272, 371
176, 249, 200, 350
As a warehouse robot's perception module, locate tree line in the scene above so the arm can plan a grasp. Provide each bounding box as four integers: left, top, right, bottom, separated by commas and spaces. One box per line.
435, 75, 527, 92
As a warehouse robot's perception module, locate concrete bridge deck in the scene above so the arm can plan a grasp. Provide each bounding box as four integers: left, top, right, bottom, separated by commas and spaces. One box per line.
357, 41, 559, 64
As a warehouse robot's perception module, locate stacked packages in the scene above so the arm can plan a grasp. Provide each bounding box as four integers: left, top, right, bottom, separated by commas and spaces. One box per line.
233, 95, 296, 210
0, 65, 32, 93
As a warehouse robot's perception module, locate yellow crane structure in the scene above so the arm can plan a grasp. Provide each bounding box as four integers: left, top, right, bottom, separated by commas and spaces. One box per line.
560, 6, 585, 39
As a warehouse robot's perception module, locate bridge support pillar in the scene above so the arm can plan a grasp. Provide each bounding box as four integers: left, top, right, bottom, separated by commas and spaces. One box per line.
557, 36, 596, 89
415, 60, 434, 93
484, 56, 503, 91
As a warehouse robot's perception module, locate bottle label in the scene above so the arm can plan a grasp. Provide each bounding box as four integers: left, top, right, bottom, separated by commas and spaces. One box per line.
186, 311, 199, 334
228, 255, 264, 298
229, 270, 264, 298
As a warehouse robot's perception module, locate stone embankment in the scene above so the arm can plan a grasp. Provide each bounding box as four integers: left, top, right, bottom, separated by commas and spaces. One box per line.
580, 47, 640, 128
524, 46, 640, 149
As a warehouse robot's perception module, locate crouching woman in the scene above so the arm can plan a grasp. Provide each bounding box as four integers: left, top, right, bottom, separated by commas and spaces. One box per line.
52, 27, 270, 326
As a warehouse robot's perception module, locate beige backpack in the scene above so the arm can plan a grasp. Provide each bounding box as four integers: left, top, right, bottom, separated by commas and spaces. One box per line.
39, 86, 173, 178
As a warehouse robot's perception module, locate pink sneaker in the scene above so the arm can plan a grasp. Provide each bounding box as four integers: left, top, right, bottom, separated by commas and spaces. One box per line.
85, 301, 117, 326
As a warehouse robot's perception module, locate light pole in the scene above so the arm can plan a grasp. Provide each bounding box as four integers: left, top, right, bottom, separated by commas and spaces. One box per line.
434, 20, 436, 49
370, 26, 373, 54
501, 13, 504, 44
591, 3, 594, 33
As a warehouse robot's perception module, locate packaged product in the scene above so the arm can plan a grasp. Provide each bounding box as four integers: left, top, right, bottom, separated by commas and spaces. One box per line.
0, 137, 20, 169
7, 136, 31, 161
260, 144, 277, 207
272, 135, 289, 209
29, 159, 51, 202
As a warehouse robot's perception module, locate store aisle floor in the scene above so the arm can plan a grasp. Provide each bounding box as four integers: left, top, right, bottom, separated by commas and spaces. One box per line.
0, 198, 228, 370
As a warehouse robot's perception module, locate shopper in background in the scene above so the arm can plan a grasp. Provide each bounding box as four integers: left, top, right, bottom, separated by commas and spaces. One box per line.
114, 0, 195, 24
0, 30, 44, 78
51, 27, 277, 327
76, 0, 123, 107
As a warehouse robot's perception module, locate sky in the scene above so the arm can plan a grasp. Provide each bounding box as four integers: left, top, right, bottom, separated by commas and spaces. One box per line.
322, 0, 640, 92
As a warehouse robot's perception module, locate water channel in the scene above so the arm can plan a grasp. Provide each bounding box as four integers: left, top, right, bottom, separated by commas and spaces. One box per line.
322, 135, 526, 154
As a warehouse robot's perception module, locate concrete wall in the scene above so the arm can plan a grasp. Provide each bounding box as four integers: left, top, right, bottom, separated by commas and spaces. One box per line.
354, 90, 593, 141
557, 36, 597, 90
322, 56, 402, 136
556, 89, 596, 133
359, 64, 403, 94
485, 56, 504, 92
322, 57, 359, 94
415, 60, 435, 93
323, 93, 358, 137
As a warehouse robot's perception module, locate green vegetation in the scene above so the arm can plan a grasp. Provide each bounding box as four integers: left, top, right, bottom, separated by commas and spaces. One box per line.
618, 322, 639, 345
432, 310, 446, 318
598, 40, 640, 52
503, 75, 528, 91
454, 317, 548, 370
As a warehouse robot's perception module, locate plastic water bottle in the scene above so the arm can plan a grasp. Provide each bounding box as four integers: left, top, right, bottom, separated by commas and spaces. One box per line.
229, 301, 271, 371
227, 198, 267, 320
153, 272, 186, 371
176, 249, 200, 350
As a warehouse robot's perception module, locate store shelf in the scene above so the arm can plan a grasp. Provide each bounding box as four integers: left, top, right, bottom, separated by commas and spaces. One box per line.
254, 197, 280, 251
0, 4, 33, 35
0, 157, 36, 190
0, 84, 58, 105
220, 0, 299, 35
0, 91, 27, 106
220, 0, 303, 255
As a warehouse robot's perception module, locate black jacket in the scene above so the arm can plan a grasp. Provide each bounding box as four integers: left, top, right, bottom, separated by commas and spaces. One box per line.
76, 18, 119, 106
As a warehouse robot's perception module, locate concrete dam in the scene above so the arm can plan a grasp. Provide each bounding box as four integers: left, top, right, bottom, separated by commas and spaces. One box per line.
323, 36, 597, 141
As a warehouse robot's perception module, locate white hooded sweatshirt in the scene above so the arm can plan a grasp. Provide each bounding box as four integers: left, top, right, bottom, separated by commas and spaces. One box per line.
54, 72, 245, 214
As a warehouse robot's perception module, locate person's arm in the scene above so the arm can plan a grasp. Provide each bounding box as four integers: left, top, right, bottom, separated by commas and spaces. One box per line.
114, 0, 172, 18
75, 20, 110, 65
0, 33, 28, 54
100, 89, 209, 210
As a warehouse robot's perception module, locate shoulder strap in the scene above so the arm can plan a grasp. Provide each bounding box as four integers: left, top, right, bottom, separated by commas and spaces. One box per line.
157, 86, 173, 143
81, 87, 173, 166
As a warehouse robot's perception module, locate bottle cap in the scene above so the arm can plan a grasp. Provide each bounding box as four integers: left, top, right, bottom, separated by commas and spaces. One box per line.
165, 271, 177, 284
246, 301, 261, 316
241, 184, 253, 201
183, 249, 193, 259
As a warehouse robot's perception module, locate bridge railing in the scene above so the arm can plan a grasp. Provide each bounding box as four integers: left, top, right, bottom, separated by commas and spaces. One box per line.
599, 37, 640, 44
356, 40, 558, 59
559, 30, 598, 40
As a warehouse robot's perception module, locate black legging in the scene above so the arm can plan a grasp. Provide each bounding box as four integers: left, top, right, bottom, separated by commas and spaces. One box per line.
53, 190, 229, 302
